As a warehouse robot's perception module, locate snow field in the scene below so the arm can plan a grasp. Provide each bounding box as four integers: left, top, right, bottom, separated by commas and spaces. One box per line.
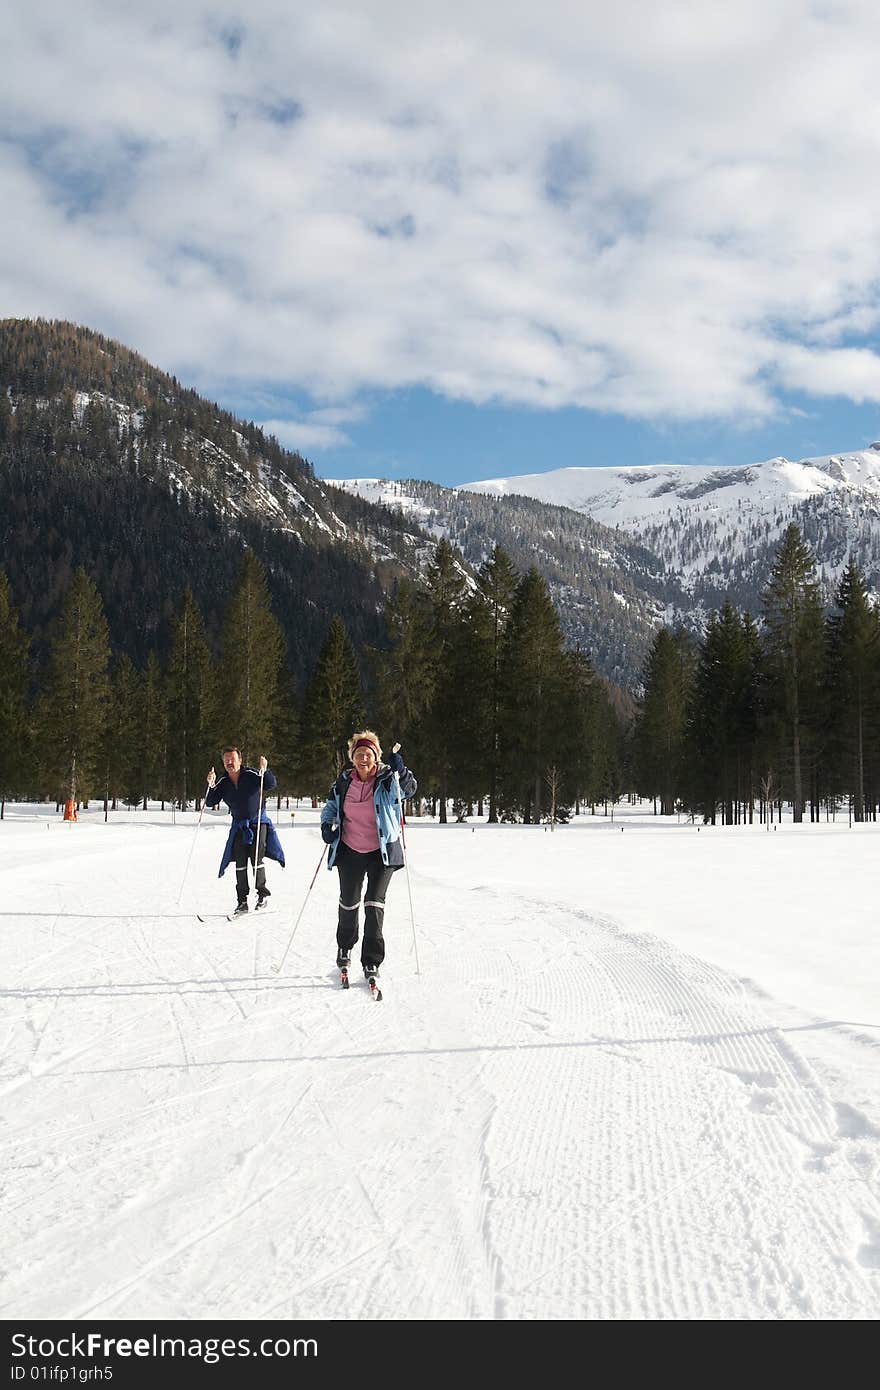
1, 806, 879, 1320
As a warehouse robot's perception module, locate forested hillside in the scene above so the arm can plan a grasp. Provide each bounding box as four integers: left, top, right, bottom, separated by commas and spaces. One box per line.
329, 477, 686, 687
0, 319, 427, 679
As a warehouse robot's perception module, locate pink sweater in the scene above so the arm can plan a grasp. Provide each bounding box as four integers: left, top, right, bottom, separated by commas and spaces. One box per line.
341, 772, 380, 853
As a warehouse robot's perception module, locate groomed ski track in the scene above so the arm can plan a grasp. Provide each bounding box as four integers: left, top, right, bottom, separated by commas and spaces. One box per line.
2, 815, 879, 1320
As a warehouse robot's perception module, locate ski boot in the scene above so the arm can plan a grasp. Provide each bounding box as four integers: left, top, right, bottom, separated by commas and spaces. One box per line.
337, 950, 351, 989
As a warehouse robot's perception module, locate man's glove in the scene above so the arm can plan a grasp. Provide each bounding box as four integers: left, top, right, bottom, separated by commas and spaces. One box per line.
321, 823, 336, 844
387, 750, 405, 775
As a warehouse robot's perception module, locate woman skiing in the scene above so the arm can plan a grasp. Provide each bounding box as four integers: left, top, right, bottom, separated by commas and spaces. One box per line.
320, 731, 416, 986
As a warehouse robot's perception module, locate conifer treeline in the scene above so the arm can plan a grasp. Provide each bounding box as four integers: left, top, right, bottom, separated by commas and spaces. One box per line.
0, 540, 622, 821
632, 525, 880, 822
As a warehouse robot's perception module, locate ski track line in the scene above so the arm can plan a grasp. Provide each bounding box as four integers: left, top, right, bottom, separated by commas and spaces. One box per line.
17, 989, 63, 1073
185, 934, 250, 1024
348, 940, 517, 1321
167, 997, 192, 1075
11, 1062, 317, 1264
67, 1158, 319, 1319
0, 1009, 153, 1101
256, 934, 504, 1321
569, 910, 876, 1317
434, 886, 879, 1318
165, 1080, 317, 1308
591, 941, 876, 1315
598, 926, 880, 1204
11, 917, 121, 988
312, 1088, 387, 1232
0, 1068, 264, 1165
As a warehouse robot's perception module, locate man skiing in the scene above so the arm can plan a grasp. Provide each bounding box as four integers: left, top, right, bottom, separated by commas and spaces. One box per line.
206, 746, 285, 915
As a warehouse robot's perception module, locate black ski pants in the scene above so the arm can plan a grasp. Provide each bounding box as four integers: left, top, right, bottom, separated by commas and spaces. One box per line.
234, 824, 267, 903
335, 844, 395, 968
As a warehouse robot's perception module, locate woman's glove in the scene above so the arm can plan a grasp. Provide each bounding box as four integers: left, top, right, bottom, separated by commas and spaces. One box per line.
387, 750, 405, 775
321, 823, 336, 844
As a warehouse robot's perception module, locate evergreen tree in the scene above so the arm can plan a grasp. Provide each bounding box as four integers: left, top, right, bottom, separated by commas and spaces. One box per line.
0, 571, 30, 811
371, 579, 434, 770
825, 562, 880, 820
270, 665, 301, 805
498, 567, 569, 821
217, 552, 285, 765
469, 547, 518, 821
38, 568, 110, 802
166, 589, 214, 807
298, 616, 364, 792
739, 611, 763, 821
419, 538, 468, 823
559, 646, 604, 812
761, 525, 824, 822
102, 655, 141, 811
140, 650, 167, 808
633, 626, 695, 815
591, 681, 625, 811
687, 603, 756, 823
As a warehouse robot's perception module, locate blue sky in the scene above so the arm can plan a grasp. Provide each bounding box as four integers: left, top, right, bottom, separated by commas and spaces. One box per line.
4, 1, 880, 487
223, 383, 880, 486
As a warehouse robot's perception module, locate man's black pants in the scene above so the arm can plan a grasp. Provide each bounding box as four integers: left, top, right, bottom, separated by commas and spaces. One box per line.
234, 823, 267, 902
335, 844, 395, 968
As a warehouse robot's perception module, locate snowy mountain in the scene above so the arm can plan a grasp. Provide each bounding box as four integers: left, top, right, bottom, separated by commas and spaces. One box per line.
332, 449, 880, 689
327, 477, 687, 689
464, 450, 880, 613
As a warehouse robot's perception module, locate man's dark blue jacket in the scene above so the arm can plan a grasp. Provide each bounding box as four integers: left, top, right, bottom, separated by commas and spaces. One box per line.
206, 767, 286, 878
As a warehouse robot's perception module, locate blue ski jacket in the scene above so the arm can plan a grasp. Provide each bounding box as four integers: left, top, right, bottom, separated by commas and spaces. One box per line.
206, 766, 286, 878
320, 762, 417, 869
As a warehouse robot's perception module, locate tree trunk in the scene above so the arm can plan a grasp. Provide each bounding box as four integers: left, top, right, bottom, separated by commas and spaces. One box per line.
855, 686, 865, 823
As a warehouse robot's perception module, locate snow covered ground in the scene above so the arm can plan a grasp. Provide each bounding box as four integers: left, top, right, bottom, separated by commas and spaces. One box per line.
2, 801, 879, 1321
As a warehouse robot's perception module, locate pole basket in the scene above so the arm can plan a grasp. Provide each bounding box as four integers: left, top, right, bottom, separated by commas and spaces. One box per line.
63, 799, 77, 822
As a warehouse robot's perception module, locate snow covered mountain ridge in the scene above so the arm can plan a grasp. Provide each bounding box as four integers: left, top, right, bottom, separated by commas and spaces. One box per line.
463, 447, 880, 522
462, 448, 880, 596
326, 475, 681, 688
331, 449, 880, 685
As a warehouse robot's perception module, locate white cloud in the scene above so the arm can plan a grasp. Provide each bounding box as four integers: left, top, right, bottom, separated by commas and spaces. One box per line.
3, 1, 880, 422
775, 344, 880, 402
258, 404, 367, 451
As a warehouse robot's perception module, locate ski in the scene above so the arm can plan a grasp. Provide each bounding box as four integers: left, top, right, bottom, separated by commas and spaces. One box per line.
214, 905, 273, 922
337, 964, 381, 998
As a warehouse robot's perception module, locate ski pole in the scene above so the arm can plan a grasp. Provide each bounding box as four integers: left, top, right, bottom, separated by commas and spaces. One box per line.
271, 842, 327, 974
252, 763, 266, 899
177, 778, 211, 907
393, 743, 420, 977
